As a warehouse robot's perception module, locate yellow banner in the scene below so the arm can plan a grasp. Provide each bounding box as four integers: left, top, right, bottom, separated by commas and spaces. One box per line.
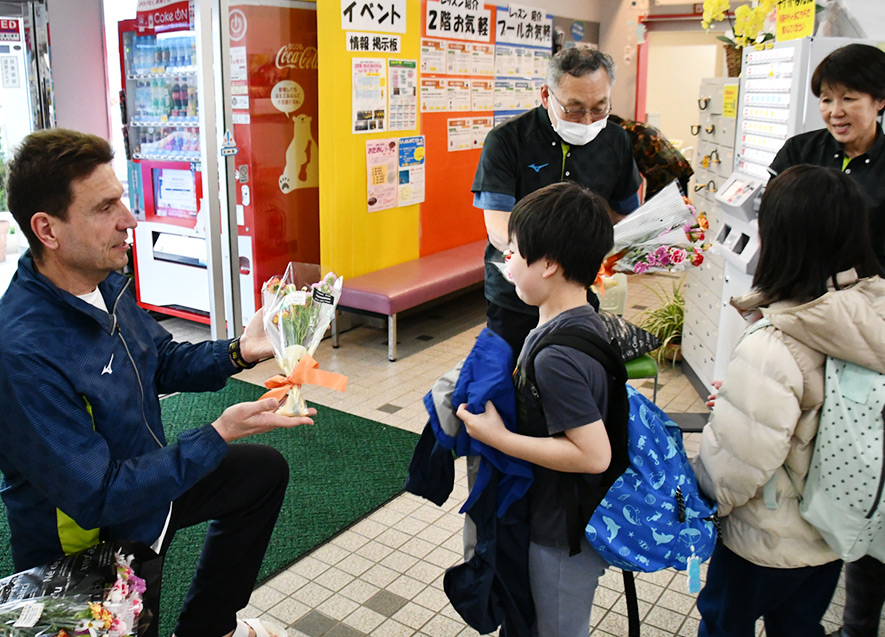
722, 84, 739, 119
776, 0, 815, 42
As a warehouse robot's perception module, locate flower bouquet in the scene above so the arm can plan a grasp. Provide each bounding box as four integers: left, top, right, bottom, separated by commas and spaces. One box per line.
261, 263, 348, 416
605, 181, 710, 275
0, 542, 159, 637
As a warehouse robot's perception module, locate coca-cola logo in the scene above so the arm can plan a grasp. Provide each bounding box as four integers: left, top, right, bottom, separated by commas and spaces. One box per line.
275, 44, 318, 70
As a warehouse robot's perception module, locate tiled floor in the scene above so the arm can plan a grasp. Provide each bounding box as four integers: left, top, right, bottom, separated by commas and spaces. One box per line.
158, 271, 880, 637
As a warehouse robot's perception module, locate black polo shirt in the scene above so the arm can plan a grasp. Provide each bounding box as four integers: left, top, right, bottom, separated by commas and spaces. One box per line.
770, 127, 885, 272
472, 106, 641, 314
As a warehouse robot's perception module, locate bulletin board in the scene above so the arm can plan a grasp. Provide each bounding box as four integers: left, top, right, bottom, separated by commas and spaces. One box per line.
317, 2, 555, 278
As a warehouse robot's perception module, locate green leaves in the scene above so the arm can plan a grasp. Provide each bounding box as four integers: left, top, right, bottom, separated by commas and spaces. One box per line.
638, 280, 684, 366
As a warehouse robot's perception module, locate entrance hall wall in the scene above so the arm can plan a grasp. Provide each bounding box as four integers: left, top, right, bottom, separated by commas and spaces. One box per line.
316, 2, 607, 280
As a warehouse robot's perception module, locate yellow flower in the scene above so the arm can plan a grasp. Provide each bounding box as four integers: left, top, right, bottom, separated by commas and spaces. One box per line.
701, 0, 775, 48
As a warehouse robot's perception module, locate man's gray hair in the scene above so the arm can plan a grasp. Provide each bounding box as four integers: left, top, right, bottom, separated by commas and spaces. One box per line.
546, 46, 616, 90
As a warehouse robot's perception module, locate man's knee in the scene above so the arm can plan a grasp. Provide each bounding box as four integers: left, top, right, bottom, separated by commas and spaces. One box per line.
229, 444, 289, 496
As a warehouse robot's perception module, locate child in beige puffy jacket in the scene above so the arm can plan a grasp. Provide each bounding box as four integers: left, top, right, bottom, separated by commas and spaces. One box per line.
691, 165, 885, 637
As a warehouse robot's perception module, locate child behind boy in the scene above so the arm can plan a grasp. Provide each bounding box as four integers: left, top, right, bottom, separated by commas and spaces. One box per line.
456, 181, 625, 637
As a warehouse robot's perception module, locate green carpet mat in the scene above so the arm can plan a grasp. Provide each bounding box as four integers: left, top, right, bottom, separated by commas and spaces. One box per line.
0, 379, 419, 636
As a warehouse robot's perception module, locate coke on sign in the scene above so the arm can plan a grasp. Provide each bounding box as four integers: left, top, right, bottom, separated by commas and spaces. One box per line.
275, 44, 318, 71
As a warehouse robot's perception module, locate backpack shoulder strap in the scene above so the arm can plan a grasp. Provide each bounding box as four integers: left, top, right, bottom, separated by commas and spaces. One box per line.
524, 325, 628, 387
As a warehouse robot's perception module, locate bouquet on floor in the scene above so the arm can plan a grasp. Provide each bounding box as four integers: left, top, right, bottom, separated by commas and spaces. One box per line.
0, 541, 160, 637
261, 263, 348, 416
604, 180, 710, 275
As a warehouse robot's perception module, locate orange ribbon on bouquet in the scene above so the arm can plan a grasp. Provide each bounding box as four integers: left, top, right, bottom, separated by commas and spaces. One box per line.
261, 353, 348, 402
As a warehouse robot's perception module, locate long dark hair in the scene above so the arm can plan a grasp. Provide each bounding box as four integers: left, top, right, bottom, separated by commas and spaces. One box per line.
753, 164, 880, 303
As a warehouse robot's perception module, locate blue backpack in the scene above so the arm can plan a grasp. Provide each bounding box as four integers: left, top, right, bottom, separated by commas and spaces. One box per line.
585, 384, 719, 572
522, 326, 719, 574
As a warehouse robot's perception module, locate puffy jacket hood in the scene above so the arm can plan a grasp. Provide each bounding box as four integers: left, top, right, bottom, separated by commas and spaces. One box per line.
732, 270, 885, 373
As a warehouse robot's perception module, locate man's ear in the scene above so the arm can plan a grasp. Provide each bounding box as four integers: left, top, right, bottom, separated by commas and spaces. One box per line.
540, 83, 550, 109
30, 212, 60, 251
542, 259, 559, 278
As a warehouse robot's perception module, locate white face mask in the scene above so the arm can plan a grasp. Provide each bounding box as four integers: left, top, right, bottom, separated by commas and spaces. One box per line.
549, 108, 608, 146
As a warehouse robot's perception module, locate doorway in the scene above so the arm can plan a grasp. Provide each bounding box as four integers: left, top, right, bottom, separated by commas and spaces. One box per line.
643, 30, 723, 151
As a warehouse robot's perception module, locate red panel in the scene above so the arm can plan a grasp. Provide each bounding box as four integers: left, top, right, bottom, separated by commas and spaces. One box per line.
419, 114, 487, 255
231, 4, 320, 309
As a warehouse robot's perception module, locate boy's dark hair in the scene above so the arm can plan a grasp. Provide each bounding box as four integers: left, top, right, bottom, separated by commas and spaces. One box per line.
6, 128, 115, 260
753, 164, 880, 303
509, 181, 613, 288
811, 44, 885, 109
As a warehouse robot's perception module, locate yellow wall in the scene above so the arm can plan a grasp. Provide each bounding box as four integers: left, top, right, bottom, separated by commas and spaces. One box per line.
316, 4, 422, 279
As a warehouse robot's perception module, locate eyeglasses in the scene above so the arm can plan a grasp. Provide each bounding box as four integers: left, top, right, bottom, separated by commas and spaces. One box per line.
549, 90, 611, 121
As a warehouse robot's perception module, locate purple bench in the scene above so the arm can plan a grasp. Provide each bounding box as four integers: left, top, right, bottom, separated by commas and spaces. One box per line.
331, 240, 486, 360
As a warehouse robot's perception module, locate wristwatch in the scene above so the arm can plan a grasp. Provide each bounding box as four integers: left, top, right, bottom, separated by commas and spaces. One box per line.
228, 337, 258, 370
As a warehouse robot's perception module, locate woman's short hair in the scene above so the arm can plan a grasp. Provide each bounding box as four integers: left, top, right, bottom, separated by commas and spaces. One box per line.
509, 181, 613, 288
546, 46, 615, 91
811, 43, 885, 104
753, 164, 881, 303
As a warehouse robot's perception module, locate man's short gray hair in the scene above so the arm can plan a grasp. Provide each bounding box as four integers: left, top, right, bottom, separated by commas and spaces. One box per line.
546, 47, 616, 90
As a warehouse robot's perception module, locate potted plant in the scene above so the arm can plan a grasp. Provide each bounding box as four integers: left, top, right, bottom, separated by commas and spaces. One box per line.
701, 0, 776, 76
638, 280, 684, 366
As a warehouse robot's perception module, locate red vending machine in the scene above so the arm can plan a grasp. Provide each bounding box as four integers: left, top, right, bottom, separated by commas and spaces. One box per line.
117, 1, 319, 324
228, 1, 320, 320
119, 17, 211, 322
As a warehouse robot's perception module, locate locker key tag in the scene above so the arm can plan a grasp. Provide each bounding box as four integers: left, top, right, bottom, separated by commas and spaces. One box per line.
686, 547, 702, 594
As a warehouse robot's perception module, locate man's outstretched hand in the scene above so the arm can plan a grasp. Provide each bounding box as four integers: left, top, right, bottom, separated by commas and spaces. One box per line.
212, 397, 316, 442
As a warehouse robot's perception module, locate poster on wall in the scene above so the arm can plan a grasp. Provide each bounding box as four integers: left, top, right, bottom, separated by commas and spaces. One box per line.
366, 139, 398, 212
352, 57, 387, 133
398, 136, 425, 207
471, 43, 495, 76
447, 118, 472, 151
388, 59, 418, 132
472, 116, 493, 149
471, 79, 494, 111
420, 78, 448, 112
420, 38, 446, 73
446, 42, 471, 75
447, 79, 471, 112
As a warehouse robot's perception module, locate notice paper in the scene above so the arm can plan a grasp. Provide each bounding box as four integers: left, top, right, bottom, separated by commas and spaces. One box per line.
353, 58, 387, 133
398, 136, 426, 207
366, 139, 398, 212
388, 59, 418, 132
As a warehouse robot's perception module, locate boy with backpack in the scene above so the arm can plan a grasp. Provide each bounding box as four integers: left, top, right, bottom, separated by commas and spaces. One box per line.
456, 181, 629, 637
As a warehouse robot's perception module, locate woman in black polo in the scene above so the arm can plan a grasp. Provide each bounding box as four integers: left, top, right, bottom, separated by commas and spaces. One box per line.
770, 43, 885, 637
771, 43, 885, 274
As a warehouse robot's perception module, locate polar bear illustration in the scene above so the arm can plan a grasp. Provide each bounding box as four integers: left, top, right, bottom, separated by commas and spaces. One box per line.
279, 113, 318, 193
